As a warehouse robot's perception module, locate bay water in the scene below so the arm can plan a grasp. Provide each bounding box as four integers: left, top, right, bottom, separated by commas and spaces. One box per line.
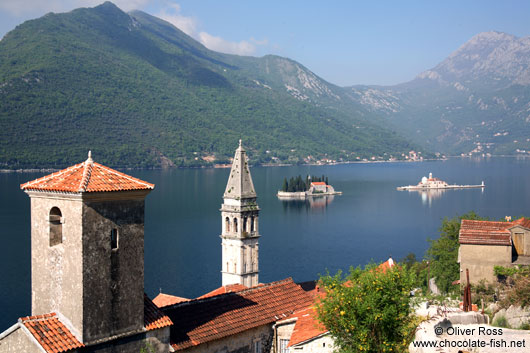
1, 157, 530, 331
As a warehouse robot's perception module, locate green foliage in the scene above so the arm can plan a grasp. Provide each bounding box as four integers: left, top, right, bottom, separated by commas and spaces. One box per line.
494, 265, 522, 277
281, 174, 329, 192
0, 2, 424, 169
492, 315, 510, 328
400, 254, 429, 293
316, 265, 415, 353
426, 211, 487, 294
499, 269, 530, 309
471, 279, 496, 305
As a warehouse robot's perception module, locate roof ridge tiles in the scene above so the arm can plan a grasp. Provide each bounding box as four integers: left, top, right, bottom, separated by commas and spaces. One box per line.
20, 158, 154, 193
166, 278, 296, 309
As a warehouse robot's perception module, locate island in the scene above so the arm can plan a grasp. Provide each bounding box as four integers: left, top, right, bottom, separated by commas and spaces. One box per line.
277, 175, 342, 199
397, 172, 485, 190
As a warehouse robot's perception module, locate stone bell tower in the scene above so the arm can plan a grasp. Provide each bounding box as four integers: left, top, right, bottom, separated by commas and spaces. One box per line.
220, 140, 260, 287
20, 152, 154, 344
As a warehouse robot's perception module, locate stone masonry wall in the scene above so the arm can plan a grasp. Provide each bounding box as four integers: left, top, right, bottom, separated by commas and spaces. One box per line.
460, 244, 511, 284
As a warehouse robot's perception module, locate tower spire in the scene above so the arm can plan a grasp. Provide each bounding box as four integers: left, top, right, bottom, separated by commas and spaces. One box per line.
220, 141, 260, 287
224, 140, 256, 199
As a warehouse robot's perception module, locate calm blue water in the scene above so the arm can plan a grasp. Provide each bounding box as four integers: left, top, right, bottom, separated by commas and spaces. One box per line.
1, 157, 530, 331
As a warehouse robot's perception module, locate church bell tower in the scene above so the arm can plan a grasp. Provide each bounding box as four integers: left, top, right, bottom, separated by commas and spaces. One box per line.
220, 140, 260, 287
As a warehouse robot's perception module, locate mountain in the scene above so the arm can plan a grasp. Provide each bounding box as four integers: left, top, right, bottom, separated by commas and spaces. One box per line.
0, 2, 419, 169
348, 31, 530, 155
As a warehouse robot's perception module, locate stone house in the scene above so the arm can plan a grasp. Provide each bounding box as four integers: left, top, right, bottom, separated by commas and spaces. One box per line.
458, 218, 530, 284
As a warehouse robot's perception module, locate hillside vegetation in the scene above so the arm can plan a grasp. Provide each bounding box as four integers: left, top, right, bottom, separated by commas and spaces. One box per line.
0, 2, 419, 168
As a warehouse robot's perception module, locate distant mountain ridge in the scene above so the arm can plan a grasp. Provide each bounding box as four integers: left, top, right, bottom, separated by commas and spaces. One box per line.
0, 2, 419, 168
349, 31, 530, 155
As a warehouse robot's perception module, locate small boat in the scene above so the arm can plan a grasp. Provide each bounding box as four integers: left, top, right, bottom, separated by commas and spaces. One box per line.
397, 173, 485, 190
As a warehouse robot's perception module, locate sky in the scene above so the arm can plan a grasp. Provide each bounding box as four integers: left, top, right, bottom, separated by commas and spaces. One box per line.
1, 0, 530, 86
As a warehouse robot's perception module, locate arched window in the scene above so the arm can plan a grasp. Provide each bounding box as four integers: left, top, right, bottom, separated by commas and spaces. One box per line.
243, 217, 248, 232
234, 218, 238, 233
49, 207, 62, 246
250, 216, 255, 232
225, 217, 230, 232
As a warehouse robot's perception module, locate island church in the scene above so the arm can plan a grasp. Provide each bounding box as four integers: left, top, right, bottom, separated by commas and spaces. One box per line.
0, 142, 332, 353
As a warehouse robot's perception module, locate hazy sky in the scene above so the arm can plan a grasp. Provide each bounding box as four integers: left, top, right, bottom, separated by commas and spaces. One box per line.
1, 0, 530, 86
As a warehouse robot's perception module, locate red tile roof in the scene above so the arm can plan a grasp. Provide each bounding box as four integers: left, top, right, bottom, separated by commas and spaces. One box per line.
163, 278, 313, 351
19, 313, 84, 353
144, 294, 173, 331
512, 217, 530, 229
377, 257, 395, 273
459, 219, 513, 246
20, 153, 154, 193
311, 182, 326, 186
197, 283, 248, 299
153, 293, 190, 308
285, 307, 327, 347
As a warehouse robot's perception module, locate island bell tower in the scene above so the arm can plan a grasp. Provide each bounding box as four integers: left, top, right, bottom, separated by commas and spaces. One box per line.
220, 140, 260, 287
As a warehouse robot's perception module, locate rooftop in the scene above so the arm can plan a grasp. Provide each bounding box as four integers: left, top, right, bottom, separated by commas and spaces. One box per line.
19, 313, 84, 353
144, 294, 173, 331
163, 278, 312, 351
284, 307, 327, 347
196, 283, 248, 299
20, 151, 154, 193
153, 293, 190, 308
459, 219, 515, 246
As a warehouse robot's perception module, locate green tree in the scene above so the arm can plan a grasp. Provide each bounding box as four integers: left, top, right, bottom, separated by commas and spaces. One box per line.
282, 177, 288, 192
316, 264, 415, 353
426, 211, 487, 293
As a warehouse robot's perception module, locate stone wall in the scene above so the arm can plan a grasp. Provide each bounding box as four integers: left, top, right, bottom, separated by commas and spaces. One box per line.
459, 244, 511, 284
180, 324, 273, 353
81, 327, 170, 353
291, 335, 334, 353
81, 197, 146, 344
0, 325, 47, 353
28, 192, 84, 339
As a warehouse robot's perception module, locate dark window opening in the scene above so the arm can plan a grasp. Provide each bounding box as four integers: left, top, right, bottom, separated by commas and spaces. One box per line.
49, 207, 62, 247
111, 228, 118, 250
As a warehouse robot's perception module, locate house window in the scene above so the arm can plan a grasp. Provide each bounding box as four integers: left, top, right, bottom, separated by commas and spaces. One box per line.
111, 228, 118, 250
280, 339, 289, 353
49, 207, 62, 246
254, 341, 262, 353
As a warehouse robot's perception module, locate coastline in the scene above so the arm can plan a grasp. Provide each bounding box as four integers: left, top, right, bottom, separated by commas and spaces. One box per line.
2, 155, 528, 173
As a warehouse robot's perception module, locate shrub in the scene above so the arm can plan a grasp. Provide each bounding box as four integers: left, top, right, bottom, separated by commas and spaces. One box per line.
316, 265, 415, 353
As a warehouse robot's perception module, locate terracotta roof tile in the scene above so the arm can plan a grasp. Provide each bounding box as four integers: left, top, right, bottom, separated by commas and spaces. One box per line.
153, 293, 190, 308
511, 217, 530, 229
311, 182, 326, 186
20, 153, 154, 193
164, 278, 313, 351
459, 219, 512, 246
145, 294, 173, 330
19, 313, 84, 353
197, 283, 248, 299
377, 257, 395, 273
285, 307, 327, 347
